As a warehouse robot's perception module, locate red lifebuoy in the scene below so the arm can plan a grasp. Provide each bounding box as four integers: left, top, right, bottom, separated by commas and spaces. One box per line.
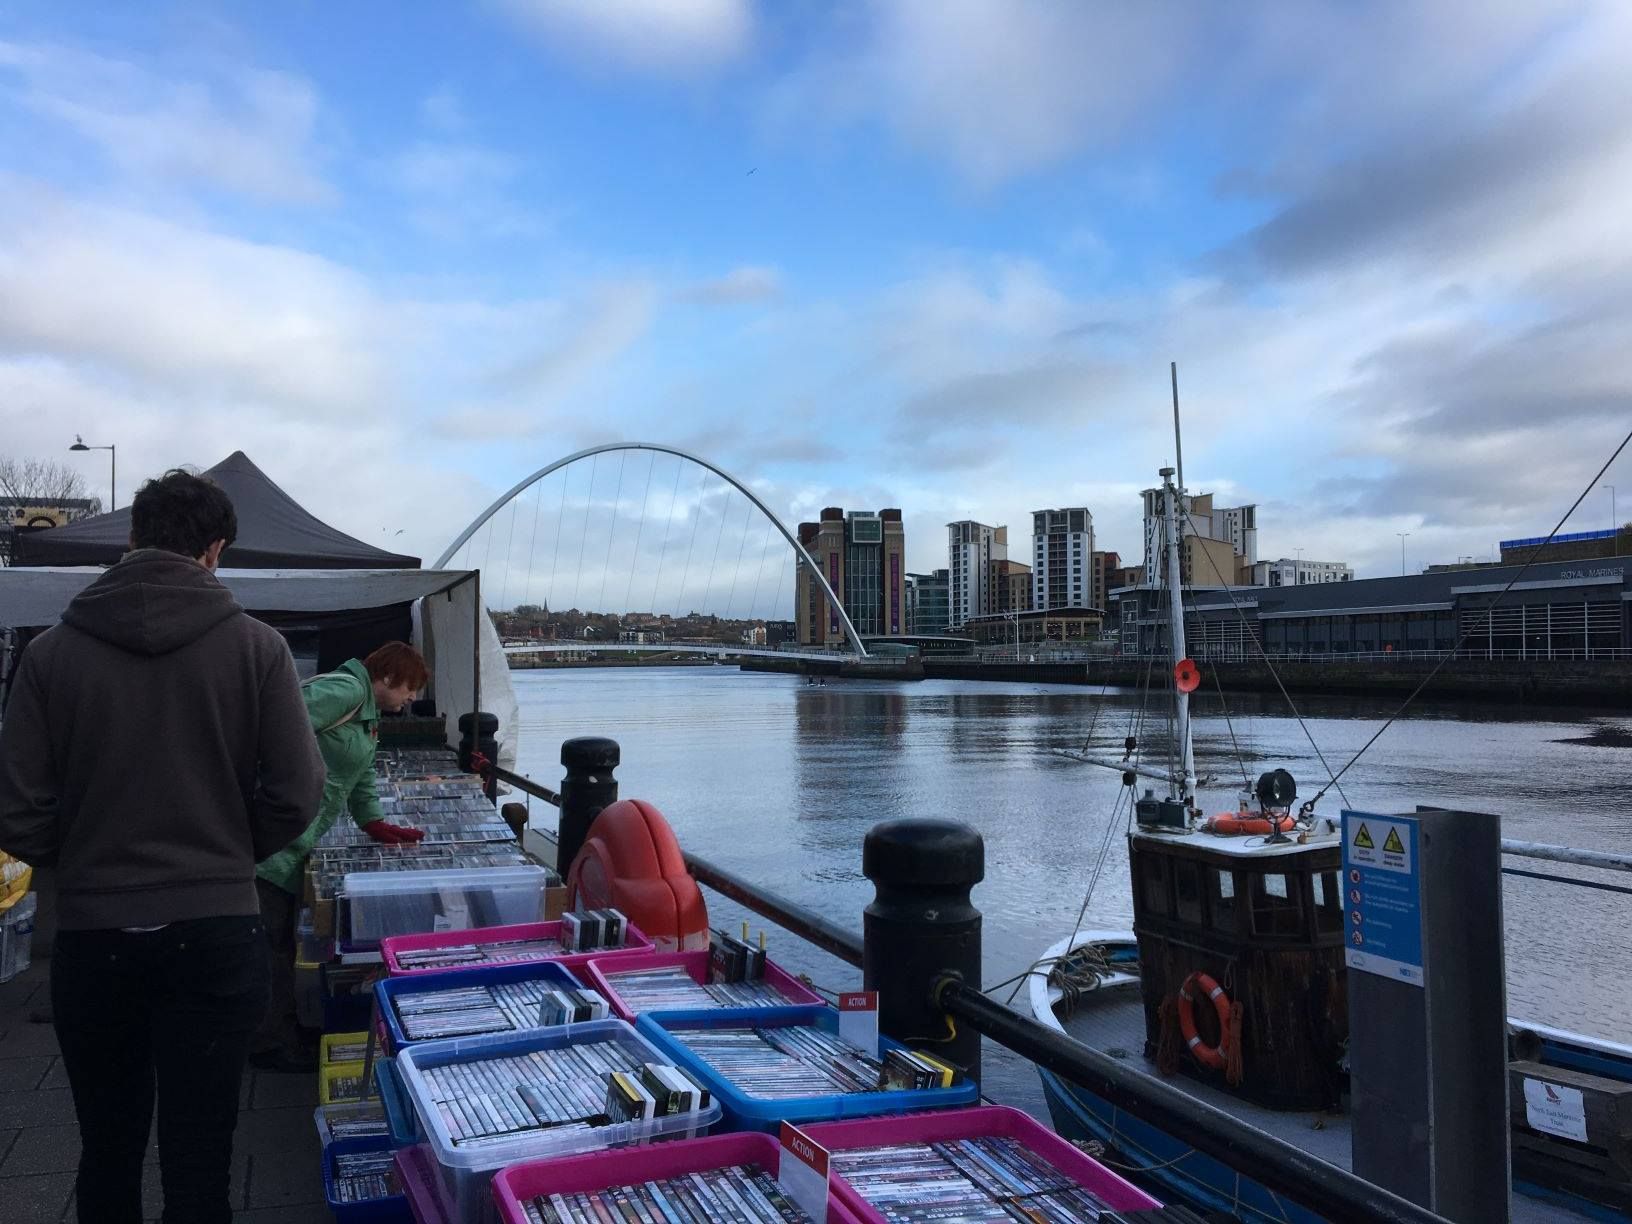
1177, 971, 1232, 1071
1202, 814, 1297, 836
566, 799, 709, 952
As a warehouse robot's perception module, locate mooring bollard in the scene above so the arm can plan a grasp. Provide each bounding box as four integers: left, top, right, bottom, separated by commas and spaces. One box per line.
863, 818, 984, 1084
557, 736, 620, 880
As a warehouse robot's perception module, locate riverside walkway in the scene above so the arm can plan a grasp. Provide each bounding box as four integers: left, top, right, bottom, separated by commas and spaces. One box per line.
0, 955, 329, 1223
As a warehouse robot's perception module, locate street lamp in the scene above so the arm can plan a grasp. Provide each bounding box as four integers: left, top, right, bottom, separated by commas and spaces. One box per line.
1605, 485, 1617, 537
1397, 532, 1411, 576
69, 436, 116, 511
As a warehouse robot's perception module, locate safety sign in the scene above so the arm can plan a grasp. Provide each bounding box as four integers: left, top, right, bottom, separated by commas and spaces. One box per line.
1342, 811, 1423, 987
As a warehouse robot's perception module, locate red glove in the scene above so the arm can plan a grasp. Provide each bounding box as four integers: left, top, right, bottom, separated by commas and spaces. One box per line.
364, 821, 425, 845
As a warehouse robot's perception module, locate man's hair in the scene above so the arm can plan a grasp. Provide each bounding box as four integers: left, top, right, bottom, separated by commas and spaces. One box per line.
130, 469, 238, 559
363, 641, 429, 691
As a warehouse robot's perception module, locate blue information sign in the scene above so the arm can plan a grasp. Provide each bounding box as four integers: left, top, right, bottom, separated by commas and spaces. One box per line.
1341, 810, 1423, 987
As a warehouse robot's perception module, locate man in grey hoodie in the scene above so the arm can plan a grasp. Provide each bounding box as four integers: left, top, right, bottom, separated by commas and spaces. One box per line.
0, 469, 324, 1224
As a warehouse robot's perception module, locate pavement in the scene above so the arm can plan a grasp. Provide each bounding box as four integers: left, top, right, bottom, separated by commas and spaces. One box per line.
0, 956, 332, 1224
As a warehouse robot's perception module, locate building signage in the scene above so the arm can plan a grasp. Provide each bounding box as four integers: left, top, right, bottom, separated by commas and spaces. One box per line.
1342, 810, 1423, 987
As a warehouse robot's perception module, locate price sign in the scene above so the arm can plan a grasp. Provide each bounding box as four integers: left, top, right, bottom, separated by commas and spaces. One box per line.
837, 990, 879, 1057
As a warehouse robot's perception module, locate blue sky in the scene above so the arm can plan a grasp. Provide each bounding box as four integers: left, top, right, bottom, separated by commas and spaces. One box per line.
3, 1, 1630, 603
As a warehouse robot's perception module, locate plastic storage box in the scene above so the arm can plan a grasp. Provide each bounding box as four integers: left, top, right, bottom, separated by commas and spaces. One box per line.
492, 1131, 869, 1224
381, 919, 653, 978
374, 1058, 423, 1149
315, 1099, 391, 1145
635, 1004, 979, 1133
0, 892, 37, 983
342, 866, 554, 950
581, 949, 825, 1021
321, 1060, 370, 1106
396, 1142, 455, 1223
323, 1031, 373, 1066
396, 1020, 724, 1224
374, 960, 584, 1053
806, 1105, 1162, 1221
323, 1134, 413, 1222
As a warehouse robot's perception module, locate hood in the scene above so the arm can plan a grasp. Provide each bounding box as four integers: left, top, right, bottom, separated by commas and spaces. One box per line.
61, 548, 243, 656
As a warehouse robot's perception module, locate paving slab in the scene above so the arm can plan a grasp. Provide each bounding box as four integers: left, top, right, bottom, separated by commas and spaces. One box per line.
249, 1069, 317, 1111
0, 1170, 74, 1223
0, 1123, 80, 1176
0, 1057, 52, 1092
0, 1087, 76, 1129
233, 1205, 334, 1223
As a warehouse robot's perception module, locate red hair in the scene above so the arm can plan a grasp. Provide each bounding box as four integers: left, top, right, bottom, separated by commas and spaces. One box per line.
363, 641, 429, 690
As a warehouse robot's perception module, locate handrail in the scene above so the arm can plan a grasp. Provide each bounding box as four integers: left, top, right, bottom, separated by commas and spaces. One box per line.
1499, 838, 1632, 872
491, 765, 562, 808
682, 849, 865, 969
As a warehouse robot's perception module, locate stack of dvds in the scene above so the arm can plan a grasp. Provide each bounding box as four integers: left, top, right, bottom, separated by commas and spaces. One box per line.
672, 1024, 904, 1098
604, 1063, 710, 1123
561, 909, 627, 953
710, 928, 766, 982
603, 964, 793, 1013
316, 1100, 390, 1142
831, 1137, 1114, 1222
520, 1164, 816, 1223
391, 935, 566, 971
330, 1148, 401, 1203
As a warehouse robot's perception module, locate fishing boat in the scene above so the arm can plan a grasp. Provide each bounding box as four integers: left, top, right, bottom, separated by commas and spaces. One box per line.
1027, 384, 1632, 1223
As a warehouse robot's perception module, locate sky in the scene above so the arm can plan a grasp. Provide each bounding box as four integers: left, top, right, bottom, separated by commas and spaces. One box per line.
3, 1, 1631, 609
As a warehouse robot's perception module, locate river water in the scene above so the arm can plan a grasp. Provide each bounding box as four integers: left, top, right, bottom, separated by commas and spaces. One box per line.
509, 666, 1632, 1112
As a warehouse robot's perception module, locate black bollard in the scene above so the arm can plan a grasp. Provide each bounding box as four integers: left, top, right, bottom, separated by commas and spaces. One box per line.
557, 737, 620, 881
863, 818, 984, 1085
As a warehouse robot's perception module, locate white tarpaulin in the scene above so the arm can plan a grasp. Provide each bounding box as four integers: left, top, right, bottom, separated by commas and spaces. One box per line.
413, 572, 520, 771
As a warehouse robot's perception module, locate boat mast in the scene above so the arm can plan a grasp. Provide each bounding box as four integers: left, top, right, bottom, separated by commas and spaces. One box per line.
1165, 364, 1197, 803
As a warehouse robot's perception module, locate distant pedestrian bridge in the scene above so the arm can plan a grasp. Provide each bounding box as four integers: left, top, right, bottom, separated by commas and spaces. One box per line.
502, 640, 866, 663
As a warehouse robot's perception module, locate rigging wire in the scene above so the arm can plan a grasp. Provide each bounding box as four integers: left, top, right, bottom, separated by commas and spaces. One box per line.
624, 451, 657, 616
1311, 421, 1632, 806
1211, 660, 1253, 788
748, 514, 775, 621
598, 449, 627, 615
650, 458, 684, 613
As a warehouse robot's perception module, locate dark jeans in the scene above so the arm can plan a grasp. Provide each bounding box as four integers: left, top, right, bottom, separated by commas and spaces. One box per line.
251, 877, 301, 1056
52, 915, 268, 1224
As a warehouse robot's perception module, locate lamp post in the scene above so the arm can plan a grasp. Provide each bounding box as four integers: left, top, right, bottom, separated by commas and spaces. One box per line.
69, 436, 116, 511
1606, 485, 1617, 538
1397, 532, 1411, 576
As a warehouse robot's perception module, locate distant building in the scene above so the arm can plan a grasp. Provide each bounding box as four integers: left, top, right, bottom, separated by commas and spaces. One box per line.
995, 559, 1032, 614
1499, 528, 1631, 566
1141, 489, 1257, 588
964, 606, 1104, 646
906, 569, 950, 636
948, 521, 1007, 628
0, 497, 98, 566
795, 507, 906, 646
1250, 558, 1353, 586
764, 620, 796, 647
1031, 508, 1094, 611
1090, 550, 1122, 613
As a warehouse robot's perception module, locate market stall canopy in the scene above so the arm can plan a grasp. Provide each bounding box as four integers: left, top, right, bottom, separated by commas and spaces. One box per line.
11, 451, 420, 569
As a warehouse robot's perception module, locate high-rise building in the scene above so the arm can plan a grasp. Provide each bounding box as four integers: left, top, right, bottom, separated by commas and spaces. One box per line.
905, 569, 951, 636
947, 521, 1007, 628
1141, 489, 1258, 588
995, 560, 1032, 614
795, 507, 906, 645
1031, 508, 1094, 611
1090, 550, 1121, 612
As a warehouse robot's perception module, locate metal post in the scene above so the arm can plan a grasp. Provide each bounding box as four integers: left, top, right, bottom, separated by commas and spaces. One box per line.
863, 819, 984, 1083
557, 736, 620, 881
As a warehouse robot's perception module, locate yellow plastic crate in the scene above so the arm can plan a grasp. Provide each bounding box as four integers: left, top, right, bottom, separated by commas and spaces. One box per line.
321, 1030, 370, 1067
319, 1060, 368, 1105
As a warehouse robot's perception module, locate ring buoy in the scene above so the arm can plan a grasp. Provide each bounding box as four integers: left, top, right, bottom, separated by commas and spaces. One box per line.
1177, 972, 1231, 1071
566, 798, 710, 952
1203, 814, 1296, 836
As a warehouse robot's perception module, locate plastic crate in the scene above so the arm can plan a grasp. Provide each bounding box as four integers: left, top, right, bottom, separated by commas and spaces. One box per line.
323, 1030, 373, 1066
581, 949, 825, 1022
0, 892, 37, 983
396, 1020, 724, 1224
381, 919, 653, 979
342, 867, 554, 951
374, 960, 584, 1053
396, 1142, 456, 1223
321, 1061, 370, 1105
492, 1131, 869, 1224
635, 1004, 979, 1133
806, 1105, 1162, 1220
315, 1099, 390, 1146
374, 1058, 423, 1149
322, 1135, 413, 1222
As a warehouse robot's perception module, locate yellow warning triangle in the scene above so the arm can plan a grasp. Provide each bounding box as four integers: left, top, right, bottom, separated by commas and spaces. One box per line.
1383, 827, 1405, 854
1353, 823, 1375, 850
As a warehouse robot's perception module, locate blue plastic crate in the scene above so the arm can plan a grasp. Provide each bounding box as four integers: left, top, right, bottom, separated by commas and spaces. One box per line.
373, 959, 584, 1052
373, 1058, 421, 1149
634, 1003, 979, 1133
322, 1134, 412, 1222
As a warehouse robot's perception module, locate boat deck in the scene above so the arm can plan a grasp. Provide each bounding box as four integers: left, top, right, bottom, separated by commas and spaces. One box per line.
1057, 985, 1598, 1223
0, 956, 330, 1223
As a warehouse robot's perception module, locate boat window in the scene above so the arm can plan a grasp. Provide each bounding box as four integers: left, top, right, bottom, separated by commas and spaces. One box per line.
1248, 872, 1306, 937
1139, 854, 1169, 916
1175, 861, 1203, 925
1313, 871, 1343, 933
1211, 869, 1237, 932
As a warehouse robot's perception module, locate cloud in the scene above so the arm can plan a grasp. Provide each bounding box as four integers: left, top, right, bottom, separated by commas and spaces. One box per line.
382, 140, 544, 239
0, 39, 332, 204
490, 0, 753, 75
676, 265, 782, 305
420, 86, 466, 133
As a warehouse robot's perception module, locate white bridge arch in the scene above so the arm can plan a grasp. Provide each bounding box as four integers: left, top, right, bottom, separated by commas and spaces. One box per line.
436, 442, 868, 657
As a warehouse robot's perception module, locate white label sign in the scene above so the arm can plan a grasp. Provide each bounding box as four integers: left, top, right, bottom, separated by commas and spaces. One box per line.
837, 991, 879, 1058
777, 1122, 830, 1221
1523, 1077, 1588, 1143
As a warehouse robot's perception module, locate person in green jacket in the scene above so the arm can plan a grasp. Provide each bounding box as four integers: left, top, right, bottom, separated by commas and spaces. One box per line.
250, 641, 430, 1070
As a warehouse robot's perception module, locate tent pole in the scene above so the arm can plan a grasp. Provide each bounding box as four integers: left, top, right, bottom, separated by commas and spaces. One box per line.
472, 570, 482, 738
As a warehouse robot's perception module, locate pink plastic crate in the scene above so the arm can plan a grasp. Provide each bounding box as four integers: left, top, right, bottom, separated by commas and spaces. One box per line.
805, 1106, 1160, 1220
395, 1142, 453, 1223
580, 949, 825, 1021
491, 1132, 867, 1224
380, 920, 653, 978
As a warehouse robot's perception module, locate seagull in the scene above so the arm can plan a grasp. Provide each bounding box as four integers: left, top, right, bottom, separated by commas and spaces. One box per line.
746, 168, 757, 176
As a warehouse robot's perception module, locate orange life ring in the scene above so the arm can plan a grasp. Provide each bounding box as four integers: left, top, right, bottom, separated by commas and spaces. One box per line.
1203, 814, 1296, 836
1177, 972, 1231, 1071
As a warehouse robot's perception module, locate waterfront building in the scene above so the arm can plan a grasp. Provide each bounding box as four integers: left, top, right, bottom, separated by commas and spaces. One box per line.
1090, 550, 1122, 614
1141, 489, 1257, 588
795, 507, 906, 645
964, 606, 1104, 646
1113, 552, 1632, 659
1499, 527, 1632, 565
996, 559, 1032, 614
1031, 508, 1094, 612
948, 521, 1007, 628
1250, 558, 1354, 586
905, 569, 951, 636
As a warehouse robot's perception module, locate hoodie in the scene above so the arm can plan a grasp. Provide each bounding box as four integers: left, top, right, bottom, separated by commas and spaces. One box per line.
0, 549, 324, 929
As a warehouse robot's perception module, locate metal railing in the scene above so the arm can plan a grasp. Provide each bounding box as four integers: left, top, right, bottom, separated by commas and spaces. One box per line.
968, 647, 1632, 664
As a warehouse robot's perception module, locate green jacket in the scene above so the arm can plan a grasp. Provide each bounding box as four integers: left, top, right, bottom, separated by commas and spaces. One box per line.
256, 658, 383, 894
